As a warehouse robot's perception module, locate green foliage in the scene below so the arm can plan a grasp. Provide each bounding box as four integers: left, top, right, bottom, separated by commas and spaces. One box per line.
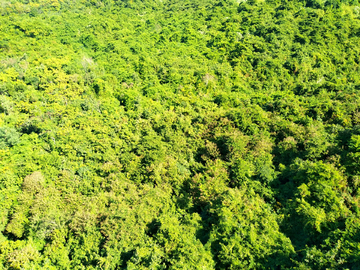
210, 188, 294, 269
0, 126, 20, 149
1, 0, 360, 268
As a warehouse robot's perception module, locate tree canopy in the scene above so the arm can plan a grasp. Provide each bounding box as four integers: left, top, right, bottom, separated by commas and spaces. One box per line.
1, 0, 360, 269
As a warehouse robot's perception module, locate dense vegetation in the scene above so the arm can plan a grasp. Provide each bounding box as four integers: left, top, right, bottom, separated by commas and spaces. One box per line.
1, 0, 360, 268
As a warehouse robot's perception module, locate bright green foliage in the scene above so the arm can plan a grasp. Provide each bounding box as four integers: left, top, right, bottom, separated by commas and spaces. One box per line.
1, 0, 360, 268
0, 127, 20, 149
210, 188, 295, 269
